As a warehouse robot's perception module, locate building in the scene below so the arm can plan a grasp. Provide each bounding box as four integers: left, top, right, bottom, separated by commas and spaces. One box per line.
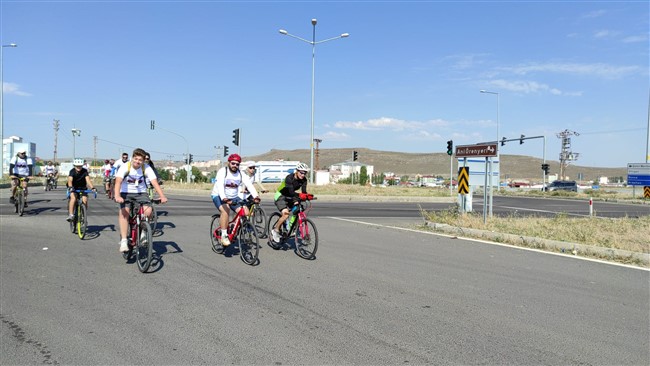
2, 136, 36, 176
329, 161, 374, 183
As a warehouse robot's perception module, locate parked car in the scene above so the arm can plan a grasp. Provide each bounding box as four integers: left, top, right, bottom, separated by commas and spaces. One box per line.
543, 180, 578, 192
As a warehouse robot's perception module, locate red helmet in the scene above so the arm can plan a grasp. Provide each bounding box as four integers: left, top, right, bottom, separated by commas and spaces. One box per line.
227, 153, 241, 162
104, 159, 110, 164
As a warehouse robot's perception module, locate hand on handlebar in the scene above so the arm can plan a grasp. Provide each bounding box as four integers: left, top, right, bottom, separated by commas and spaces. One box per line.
253, 197, 261, 204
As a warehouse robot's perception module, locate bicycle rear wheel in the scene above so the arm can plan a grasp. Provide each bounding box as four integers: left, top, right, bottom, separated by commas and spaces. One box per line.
77, 204, 88, 239
251, 205, 267, 238
210, 215, 224, 254
266, 212, 282, 249
295, 218, 318, 260
136, 221, 153, 272
239, 221, 259, 265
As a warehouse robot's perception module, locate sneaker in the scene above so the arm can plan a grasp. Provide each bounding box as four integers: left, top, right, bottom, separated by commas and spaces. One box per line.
9, 197, 15, 204
119, 239, 129, 253
66, 214, 75, 222
221, 236, 231, 247
271, 229, 281, 243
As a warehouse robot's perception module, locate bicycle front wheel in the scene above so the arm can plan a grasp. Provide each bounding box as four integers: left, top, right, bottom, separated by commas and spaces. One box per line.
77, 204, 88, 239
136, 221, 153, 273
239, 221, 259, 265
17, 192, 25, 216
209, 215, 224, 254
295, 218, 318, 260
251, 205, 267, 238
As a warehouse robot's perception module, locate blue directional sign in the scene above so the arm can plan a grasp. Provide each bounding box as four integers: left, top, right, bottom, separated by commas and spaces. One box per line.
627, 163, 650, 186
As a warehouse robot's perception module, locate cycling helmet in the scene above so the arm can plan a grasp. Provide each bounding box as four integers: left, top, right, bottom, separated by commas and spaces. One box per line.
227, 154, 242, 162
73, 158, 84, 166
295, 162, 310, 172
104, 159, 110, 164
243, 160, 256, 168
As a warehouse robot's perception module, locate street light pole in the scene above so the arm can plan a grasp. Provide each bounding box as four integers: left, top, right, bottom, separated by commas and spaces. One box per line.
279, 19, 349, 184
71, 128, 81, 159
480, 90, 499, 217
1, 43, 18, 177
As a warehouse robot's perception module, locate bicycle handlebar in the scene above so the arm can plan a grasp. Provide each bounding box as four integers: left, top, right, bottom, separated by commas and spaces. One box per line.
67, 189, 97, 199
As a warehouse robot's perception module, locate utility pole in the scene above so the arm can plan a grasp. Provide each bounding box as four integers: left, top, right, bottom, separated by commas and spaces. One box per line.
53, 119, 60, 163
313, 138, 322, 170
93, 136, 98, 165
556, 129, 580, 180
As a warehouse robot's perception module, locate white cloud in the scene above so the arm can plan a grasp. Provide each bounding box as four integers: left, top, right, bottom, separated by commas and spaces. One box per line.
581, 9, 606, 19
499, 62, 642, 79
334, 117, 449, 131
321, 131, 349, 140
3, 82, 31, 96
622, 35, 648, 43
488, 79, 582, 96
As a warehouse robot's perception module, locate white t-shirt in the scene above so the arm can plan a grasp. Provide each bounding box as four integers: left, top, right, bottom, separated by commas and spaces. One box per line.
43, 165, 57, 175
211, 166, 258, 200
116, 162, 157, 194
10, 156, 33, 176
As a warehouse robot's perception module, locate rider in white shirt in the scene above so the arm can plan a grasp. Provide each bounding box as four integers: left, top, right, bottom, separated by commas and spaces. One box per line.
9, 150, 33, 204
42, 161, 58, 190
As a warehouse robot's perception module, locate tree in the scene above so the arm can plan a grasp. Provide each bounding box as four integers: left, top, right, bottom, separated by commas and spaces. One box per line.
192, 166, 208, 183
359, 166, 368, 186
157, 169, 170, 181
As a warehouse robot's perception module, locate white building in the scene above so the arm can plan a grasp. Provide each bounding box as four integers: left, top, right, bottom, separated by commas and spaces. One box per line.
329, 161, 374, 183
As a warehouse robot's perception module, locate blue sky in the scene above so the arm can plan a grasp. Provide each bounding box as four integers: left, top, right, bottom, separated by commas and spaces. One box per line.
2, 0, 648, 168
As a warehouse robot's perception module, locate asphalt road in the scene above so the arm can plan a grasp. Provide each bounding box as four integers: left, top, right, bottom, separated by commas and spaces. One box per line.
1, 188, 649, 365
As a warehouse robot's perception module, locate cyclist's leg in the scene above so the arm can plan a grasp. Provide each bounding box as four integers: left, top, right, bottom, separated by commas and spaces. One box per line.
118, 194, 131, 242
22, 177, 29, 198
10, 177, 18, 198
69, 193, 77, 216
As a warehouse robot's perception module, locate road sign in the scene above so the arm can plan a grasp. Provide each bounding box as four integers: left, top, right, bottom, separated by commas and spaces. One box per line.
627, 163, 650, 186
644, 186, 650, 199
458, 167, 469, 194
455, 144, 498, 158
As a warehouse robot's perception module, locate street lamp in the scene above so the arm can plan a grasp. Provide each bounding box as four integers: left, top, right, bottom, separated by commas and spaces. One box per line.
480, 89, 499, 217
279, 19, 349, 184
71, 128, 81, 159
1, 43, 18, 177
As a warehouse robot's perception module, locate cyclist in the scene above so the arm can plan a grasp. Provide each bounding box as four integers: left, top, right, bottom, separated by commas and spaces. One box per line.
9, 150, 33, 206
66, 158, 97, 222
239, 161, 268, 201
42, 161, 57, 190
270, 162, 309, 244
114, 148, 167, 253
101, 159, 113, 196
113, 152, 129, 172
211, 154, 260, 247
144, 153, 162, 199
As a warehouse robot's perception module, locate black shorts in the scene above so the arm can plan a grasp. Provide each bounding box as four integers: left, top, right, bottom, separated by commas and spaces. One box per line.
274, 196, 296, 212
119, 193, 151, 209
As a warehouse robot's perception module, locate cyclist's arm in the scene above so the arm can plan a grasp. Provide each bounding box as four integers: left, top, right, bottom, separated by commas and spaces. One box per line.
241, 174, 259, 199
84, 175, 96, 191
149, 178, 167, 204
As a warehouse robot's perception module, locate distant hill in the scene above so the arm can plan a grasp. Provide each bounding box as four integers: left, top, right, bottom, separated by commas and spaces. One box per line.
246, 148, 627, 182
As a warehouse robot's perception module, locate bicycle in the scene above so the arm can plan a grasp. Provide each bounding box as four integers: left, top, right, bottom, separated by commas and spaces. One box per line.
122, 198, 158, 273
45, 174, 57, 191
210, 200, 260, 265
10, 176, 28, 216
267, 194, 318, 260
245, 196, 267, 239
67, 189, 97, 239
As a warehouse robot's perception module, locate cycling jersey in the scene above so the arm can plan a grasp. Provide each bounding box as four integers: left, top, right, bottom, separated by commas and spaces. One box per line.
43, 165, 57, 176
212, 166, 258, 200
101, 164, 112, 178
68, 167, 90, 189
274, 173, 307, 201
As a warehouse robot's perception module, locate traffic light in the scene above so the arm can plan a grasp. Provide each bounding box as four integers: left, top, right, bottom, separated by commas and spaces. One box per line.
232, 128, 240, 146
150, 120, 155, 130
188, 154, 193, 164
446, 140, 453, 156
501, 137, 507, 146
541, 163, 549, 174
223, 146, 229, 157
520, 134, 525, 145
353, 150, 358, 161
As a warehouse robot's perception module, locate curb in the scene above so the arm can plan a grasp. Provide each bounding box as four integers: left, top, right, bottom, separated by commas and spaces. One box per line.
425, 221, 649, 267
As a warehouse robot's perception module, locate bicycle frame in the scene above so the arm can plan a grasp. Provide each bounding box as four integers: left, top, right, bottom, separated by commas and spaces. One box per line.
285, 200, 313, 237
216, 202, 248, 243
67, 189, 96, 239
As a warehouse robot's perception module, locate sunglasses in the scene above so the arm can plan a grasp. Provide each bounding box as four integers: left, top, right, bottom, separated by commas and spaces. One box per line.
297, 170, 307, 175
230, 162, 240, 166
248, 166, 256, 169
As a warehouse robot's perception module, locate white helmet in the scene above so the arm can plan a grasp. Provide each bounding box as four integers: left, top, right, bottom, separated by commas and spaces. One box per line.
242, 161, 256, 168
73, 158, 84, 166
295, 162, 310, 172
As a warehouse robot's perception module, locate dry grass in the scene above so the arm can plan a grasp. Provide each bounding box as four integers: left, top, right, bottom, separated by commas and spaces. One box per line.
424, 208, 650, 254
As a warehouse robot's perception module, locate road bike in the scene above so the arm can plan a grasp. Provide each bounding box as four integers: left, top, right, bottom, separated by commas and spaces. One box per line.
267, 194, 318, 260
122, 198, 158, 273
11, 176, 28, 216
45, 174, 57, 191
245, 196, 267, 239
67, 189, 97, 239
210, 200, 260, 265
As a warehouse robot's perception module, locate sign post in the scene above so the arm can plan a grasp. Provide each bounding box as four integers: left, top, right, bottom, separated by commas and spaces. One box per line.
456, 144, 498, 222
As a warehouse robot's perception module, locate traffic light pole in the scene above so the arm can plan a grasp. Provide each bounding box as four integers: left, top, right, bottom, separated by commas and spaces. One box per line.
150, 120, 190, 184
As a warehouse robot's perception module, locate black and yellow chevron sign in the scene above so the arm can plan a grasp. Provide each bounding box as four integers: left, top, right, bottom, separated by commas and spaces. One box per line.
458, 167, 469, 194
644, 186, 650, 198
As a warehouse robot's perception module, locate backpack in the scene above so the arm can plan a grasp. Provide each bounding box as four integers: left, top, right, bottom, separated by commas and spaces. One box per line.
122, 161, 148, 178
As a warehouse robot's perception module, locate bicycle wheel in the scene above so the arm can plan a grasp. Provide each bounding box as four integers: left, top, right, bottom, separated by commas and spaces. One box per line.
210, 215, 224, 254
17, 192, 25, 216
77, 204, 88, 239
239, 221, 259, 265
266, 212, 282, 249
135, 221, 153, 273
251, 205, 267, 238
295, 218, 318, 260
